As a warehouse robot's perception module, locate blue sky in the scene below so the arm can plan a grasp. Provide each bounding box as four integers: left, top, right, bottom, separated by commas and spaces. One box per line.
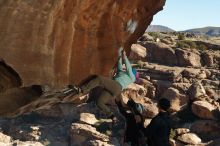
151, 0, 220, 31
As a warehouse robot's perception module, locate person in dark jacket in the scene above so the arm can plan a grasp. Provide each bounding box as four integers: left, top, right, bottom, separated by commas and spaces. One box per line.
116, 98, 145, 146
145, 98, 171, 146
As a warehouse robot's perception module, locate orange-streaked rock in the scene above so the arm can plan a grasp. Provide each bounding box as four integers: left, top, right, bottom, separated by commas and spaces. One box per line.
0, 0, 166, 87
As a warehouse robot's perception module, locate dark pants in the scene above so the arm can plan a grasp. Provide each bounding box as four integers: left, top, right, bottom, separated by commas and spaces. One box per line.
81, 76, 122, 116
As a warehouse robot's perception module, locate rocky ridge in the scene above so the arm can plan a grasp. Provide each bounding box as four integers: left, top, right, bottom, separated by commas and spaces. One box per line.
130, 32, 220, 145
0, 32, 219, 146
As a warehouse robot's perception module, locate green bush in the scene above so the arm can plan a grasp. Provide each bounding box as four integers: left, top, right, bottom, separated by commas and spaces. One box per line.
186, 40, 197, 48
176, 40, 197, 49
148, 32, 160, 40
198, 44, 208, 51
178, 33, 185, 40
170, 129, 176, 139
176, 41, 189, 48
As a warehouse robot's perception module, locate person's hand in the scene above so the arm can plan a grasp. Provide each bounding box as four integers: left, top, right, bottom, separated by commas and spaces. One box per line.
118, 47, 124, 57
122, 50, 127, 58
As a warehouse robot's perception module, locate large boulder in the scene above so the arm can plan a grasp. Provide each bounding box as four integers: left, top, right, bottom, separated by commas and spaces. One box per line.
0, 0, 166, 88
202, 52, 214, 67
191, 120, 220, 140
137, 63, 183, 82
162, 87, 189, 112
172, 83, 191, 94
188, 82, 207, 100
176, 48, 202, 67
182, 68, 209, 81
152, 80, 172, 98
138, 78, 156, 99
143, 42, 178, 65
129, 44, 147, 59
191, 100, 216, 120
202, 79, 220, 101
121, 85, 159, 118
70, 123, 110, 145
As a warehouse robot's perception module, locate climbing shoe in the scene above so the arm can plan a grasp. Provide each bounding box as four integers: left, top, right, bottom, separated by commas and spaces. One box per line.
67, 85, 82, 95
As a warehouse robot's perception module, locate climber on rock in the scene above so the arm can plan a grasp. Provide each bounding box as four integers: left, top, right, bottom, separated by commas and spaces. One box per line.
69, 47, 139, 122
115, 97, 146, 146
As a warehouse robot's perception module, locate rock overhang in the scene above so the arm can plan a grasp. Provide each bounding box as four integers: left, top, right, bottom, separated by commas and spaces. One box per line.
0, 0, 166, 88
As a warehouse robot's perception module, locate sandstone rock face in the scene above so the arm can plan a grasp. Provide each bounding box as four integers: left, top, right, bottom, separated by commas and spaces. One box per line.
0, 0, 165, 87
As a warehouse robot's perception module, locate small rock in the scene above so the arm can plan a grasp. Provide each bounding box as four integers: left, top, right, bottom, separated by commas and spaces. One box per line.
144, 119, 151, 128
0, 132, 12, 144
177, 133, 201, 145
175, 128, 190, 135
79, 113, 98, 125
143, 103, 159, 118
169, 139, 185, 146
14, 140, 44, 146
86, 140, 114, 146
71, 123, 109, 145
138, 78, 156, 99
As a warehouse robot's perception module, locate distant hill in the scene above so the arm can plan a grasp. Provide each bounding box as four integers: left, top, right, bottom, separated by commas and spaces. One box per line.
146, 25, 175, 32
184, 26, 220, 36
